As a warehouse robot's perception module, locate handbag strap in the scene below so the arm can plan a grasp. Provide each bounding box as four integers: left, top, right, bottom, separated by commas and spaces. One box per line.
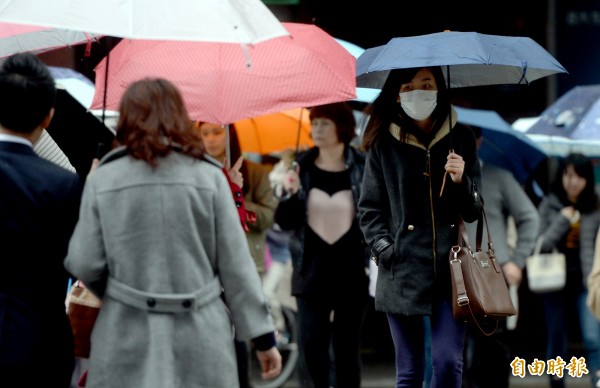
475, 207, 494, 254
451, 208, 499, 337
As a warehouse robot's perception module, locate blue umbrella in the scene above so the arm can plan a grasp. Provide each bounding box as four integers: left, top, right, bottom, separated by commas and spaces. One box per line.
526, 84, 600, 141
356, 31, 567, 89
335, 38, 380, 104
523, 85, 600, 157
454, 106, 547, 184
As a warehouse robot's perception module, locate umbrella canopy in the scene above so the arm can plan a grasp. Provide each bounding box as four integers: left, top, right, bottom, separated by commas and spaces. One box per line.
49, 66, 96, 108
46, 88, 115, 177
90, 22, 357, 125
454, 106, 547, 184
0, 22, 102, 59
523, 85, 600, 157
234, 108, 313, 155
356, 31, 567, 89
335, 38, 380, 104
0, 0, 288, 44
526, 85, 600, 140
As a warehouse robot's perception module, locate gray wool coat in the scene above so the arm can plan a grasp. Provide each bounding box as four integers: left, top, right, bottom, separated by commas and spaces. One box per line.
64, 148, 274, 388
359, 115, 482, 315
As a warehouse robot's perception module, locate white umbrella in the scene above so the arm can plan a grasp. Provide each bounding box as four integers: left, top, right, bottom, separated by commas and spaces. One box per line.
0, 22, 102, 59
0, 0, 288, 44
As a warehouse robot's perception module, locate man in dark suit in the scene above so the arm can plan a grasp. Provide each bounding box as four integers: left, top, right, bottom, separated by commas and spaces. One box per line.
0, 53, 83, 387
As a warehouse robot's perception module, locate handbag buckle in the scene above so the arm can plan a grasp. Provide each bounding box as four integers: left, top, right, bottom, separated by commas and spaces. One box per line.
457, 296, 469, 306
451, 246, 461, 262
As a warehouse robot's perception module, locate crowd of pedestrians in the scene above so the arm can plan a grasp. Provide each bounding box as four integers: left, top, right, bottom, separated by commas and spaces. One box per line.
4, 51, 600, 388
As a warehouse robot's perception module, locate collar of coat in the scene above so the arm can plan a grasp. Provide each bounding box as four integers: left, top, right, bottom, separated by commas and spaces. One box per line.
388, 107, 458, 150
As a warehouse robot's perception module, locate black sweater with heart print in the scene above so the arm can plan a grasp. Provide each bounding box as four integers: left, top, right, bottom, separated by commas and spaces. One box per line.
274, 146, 369, 297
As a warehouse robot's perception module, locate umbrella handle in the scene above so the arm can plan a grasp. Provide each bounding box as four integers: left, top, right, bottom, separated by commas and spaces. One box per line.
295, 109, 305, 155
225, 123, 231, 167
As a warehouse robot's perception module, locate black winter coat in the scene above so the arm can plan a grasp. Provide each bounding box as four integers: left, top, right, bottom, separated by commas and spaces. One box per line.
358, 115, 482, 315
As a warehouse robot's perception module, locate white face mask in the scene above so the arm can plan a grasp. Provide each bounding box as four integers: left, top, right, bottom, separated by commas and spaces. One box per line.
399, 90, 438, 120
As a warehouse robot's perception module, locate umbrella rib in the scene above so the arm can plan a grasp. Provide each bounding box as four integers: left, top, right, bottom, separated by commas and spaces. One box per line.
517, 62, 528, 85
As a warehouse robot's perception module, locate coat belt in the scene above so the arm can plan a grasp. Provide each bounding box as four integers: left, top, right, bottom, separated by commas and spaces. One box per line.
106, 277, 222, 313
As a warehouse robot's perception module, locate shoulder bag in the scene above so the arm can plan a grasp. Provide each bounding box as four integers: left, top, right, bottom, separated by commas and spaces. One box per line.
449, 207, 517, 336
526, 237, 566, 293
66, 280, 102, 358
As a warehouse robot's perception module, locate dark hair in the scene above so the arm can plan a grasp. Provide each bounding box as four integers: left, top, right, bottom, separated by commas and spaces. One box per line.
309, 102, 356, 145
0, 53, 56, 133
361, 66, 450, 150
552, 153, 598, 213
115, 78, 204, 167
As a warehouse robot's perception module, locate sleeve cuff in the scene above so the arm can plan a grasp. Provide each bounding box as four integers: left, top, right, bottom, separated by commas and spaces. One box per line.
252, 332, 276, 351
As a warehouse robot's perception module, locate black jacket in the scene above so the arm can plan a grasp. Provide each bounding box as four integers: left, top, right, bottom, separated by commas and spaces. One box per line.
358, 116, 482, 315
274, 145, 369, 295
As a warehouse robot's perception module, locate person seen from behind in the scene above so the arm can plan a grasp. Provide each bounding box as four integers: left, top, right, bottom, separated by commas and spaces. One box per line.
0, 52, 83, 388
536, 152, 600, 388
64, 78, 281, 388
358, 66, 483, 388
275, 101, 370, 388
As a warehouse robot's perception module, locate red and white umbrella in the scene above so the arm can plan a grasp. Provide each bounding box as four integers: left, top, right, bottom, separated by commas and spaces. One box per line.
90, 22, 356, 125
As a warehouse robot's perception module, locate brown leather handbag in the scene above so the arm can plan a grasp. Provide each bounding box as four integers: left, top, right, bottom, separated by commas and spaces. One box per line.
449, 207, 517, 336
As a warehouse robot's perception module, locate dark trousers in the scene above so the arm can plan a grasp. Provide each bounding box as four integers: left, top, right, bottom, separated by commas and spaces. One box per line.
387, 290, 465, 388
296, 292, 368, 388
462, 323, 511, 388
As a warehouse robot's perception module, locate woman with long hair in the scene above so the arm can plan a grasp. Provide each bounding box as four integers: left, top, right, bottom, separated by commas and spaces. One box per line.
358, 66, 482, 388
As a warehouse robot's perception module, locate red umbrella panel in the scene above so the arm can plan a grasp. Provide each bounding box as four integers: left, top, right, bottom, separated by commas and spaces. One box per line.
90, 22, 357, 125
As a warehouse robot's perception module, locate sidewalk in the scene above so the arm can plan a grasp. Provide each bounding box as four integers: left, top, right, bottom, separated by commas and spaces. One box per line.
281, 354, 591, 388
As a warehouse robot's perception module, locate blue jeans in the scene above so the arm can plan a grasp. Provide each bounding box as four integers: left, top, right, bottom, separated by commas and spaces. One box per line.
578, 291, 600, 378
387, 290, 465, 388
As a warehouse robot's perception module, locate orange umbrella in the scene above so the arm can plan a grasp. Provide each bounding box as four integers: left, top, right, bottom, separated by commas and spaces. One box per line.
234, 108, 313, 155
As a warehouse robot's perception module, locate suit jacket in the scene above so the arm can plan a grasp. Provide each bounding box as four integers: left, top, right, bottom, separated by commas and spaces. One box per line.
0, 140, 82, 385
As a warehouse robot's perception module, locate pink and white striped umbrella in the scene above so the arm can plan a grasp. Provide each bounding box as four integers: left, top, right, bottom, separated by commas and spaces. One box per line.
90, 22, 356, 125
0, 22, 101, 59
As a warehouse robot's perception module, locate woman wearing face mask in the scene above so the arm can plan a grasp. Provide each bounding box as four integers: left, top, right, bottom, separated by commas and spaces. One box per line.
358, 66, 482, 388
